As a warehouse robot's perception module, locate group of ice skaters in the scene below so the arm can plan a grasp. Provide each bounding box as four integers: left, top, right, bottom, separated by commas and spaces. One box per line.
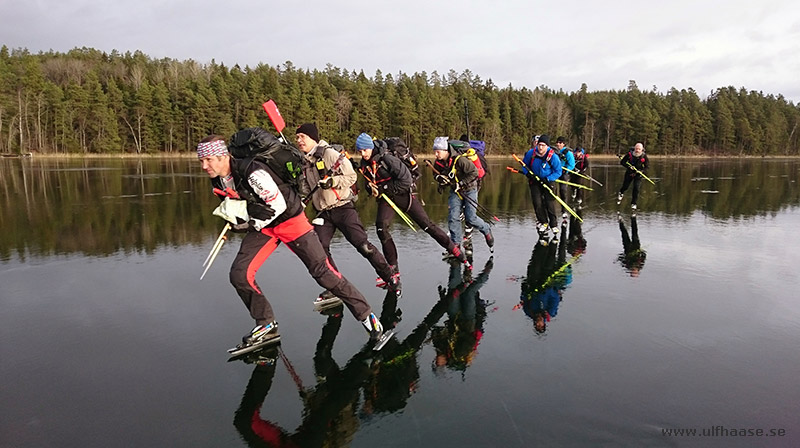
518, 135, 650, 243
197, 124, 649, 354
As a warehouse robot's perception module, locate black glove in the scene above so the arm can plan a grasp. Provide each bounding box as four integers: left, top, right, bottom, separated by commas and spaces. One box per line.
434, 174, 450, 186
232, 217, 255, 232
247, 202, 276, 221
318, 177, 334, 190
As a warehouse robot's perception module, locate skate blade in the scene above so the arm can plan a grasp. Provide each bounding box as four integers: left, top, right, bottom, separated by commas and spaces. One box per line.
372, 329, 396, 352
313, 297, 343, 311
227, 335, 281, 358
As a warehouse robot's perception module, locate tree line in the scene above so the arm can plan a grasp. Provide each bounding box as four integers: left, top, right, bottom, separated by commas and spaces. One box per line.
1, 46, 799, 156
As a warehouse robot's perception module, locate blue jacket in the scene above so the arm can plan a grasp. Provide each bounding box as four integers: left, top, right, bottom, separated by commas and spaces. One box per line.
558, 147, 575, 172
522, 287, 561, 319
522, 147, 563, 182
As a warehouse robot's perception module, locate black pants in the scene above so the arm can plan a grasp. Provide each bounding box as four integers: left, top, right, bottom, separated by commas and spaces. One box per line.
573, 172, 586, 203
314, 202, 394, 283
529, 181, 558, 227
375, 192, 457, 268
619, 174, 642, 205
558, 173, 571, 210
229, 215, 372, 324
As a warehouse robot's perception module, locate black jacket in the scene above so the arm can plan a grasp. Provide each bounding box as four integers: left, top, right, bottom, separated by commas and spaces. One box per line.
359, 146, 412, 199
211, 157, 303, 228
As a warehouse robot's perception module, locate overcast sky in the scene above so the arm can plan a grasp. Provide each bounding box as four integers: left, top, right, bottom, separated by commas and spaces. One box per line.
2, 0, 799, 103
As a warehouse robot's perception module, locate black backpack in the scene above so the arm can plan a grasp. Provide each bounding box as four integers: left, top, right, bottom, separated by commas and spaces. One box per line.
228, 127, 304, 189
378, 137, 420, 183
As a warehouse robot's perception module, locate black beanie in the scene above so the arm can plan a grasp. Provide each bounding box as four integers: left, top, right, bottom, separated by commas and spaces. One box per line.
538, 134, 551, 146
296, 123, 319, 142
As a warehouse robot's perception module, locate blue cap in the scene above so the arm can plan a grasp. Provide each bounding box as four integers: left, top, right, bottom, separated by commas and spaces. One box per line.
355, 133, 374, 150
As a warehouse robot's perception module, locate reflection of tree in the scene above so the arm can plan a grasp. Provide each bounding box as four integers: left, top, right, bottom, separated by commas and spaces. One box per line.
0, 158, 220, 259
518, 229, 574, 334
617, 214, 646, 277
4, 159, 800, 260
430, 258, 494, 377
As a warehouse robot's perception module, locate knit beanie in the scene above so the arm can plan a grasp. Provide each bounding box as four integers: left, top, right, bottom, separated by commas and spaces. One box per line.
355, 133, 374, 150
538, 134, 551, 146
433, 136, 449, 151
295, 123, 319, 142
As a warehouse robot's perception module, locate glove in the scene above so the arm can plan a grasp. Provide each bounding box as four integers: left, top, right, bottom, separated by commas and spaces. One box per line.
318, 177, 334, 190
247, 202, 276, 221
434, 174, 450, 186
368, 183, 380, 198
231, 217, 255, 232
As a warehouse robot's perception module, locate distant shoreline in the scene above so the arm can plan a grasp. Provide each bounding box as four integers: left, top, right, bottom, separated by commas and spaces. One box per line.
5, 152, 799, 160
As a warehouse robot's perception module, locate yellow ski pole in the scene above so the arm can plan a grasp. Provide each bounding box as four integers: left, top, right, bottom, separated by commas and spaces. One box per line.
618, 155, 655, 185
512, 154, 583, 223
555, 178, 593, 191
563, 167, 603, 187
381, 193, 417, 232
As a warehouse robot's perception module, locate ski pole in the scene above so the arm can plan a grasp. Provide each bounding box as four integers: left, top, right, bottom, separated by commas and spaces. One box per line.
425, 160, 499, 223
357, 169, 417, 232
278, 346, 306, 395
555, 178, 593, 191
528, 254, 582, 296
381, 193, 417, 231
563, 167, 603, 187
200, 223, 230, 280
618, 154, 655, 185
203, 222, 231, 268
511, 154, 583, 223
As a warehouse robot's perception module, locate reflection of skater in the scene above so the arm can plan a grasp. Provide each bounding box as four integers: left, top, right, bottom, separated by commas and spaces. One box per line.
233, 307, 378, 448
430, 258, 494, 376
566, 208, 587, 257
617, 143, 649, 210
518, 228, 573, 334
363, 259, 493, 413
617, 214, 646, 277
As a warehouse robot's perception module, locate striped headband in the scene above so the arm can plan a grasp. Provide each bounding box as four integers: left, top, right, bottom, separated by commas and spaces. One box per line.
197, 140, 228, 158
